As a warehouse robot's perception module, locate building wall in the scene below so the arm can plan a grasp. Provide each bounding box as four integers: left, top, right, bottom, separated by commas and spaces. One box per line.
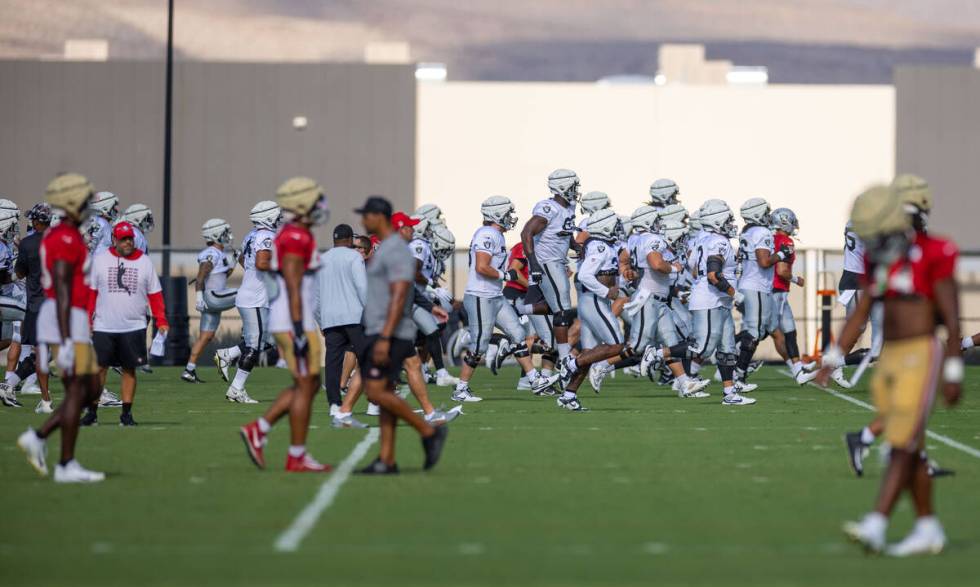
0, 60, 416, 247
896, 66, 980, 251
417, 82, 895, 250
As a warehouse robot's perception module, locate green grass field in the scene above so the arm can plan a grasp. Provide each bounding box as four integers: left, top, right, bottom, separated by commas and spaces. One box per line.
1, 364, 979, 586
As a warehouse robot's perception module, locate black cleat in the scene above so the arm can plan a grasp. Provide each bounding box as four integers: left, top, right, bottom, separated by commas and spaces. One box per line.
928, 460, 955, 478
180, 369, 204, 383
139, 365, 153, 374
356, 458, 400, 475
119, 413, 138, 427
422, 425, 449, 471
80, 410, 98, 426
844, 431, 868, 477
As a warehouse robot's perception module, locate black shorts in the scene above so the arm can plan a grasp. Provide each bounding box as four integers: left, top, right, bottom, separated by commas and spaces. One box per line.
503, 286, 525, 302
20, 308, 39, 346
839, 270, 861, 292
93, 329, 148, 370
356, 335, 416, 382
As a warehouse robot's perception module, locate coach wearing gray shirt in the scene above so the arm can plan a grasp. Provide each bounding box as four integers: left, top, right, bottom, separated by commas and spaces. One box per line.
354, 196, 448, 475
315, 223, 367, 410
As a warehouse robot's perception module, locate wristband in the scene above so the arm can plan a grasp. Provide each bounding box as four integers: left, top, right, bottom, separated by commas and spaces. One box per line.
943, 356, 964, 384
822, 344, 844, 369
496, 269, 506, 281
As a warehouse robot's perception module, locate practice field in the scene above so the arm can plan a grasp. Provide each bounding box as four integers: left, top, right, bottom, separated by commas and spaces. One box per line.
1, 365, 979, 586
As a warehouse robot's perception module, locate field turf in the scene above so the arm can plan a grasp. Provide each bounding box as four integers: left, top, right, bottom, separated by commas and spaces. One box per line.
1, 364, 979, 586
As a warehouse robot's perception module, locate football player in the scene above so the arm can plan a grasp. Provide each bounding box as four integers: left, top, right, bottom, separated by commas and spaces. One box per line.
118, 203, 153, 254
215, 200, 281, 403
182, 218, 235, 383
408, 216, 456, 387
766, 208, 816, 385
83, 191, 119, 253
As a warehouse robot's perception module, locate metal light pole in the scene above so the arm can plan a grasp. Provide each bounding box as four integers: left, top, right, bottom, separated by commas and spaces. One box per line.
162, 0, 174, 279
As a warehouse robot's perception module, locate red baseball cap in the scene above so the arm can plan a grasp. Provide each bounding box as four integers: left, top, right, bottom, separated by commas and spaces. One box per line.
391, 211, 420, 230
112, 221, 136, 240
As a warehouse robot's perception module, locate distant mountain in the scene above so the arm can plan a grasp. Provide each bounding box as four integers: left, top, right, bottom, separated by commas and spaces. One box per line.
2, 0, 978, 83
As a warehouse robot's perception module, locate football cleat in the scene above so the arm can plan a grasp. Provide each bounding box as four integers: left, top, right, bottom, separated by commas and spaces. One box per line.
927, 460, 955, 478
435, 371, 460, 387
623, 365, 643, 378
357, 457, 400, 475
886, 520, 946, 557
491, 339, 513, 375
557, 396, 588, 411
747, 360, 764, 374
285, 453, 332, 473
638, 347, 661, 378
451, 386, 483, 403
531, 372, 561, 396
800, 360, 817, 371
516, 376, 533, 391
34, 400, 53, 414
214, 350, 232, 382
843, 514, 887, 554
180, 369, 204, 383
795, 369, 818, 386
225, 386, 258, 404
16, 428, 48, 477
484, 343, 499, 371
98, 389, 123, 407
331, 412, 369, 429
19, 382, 41, 395
734, 380, 757, 394
422, 425, 449, 470
119, 413, 138, 427
722, 393, 756, 406
0, 383, 22, 407
53, 460, 105, 484
831, 367, 853, 389
679, 377, 711, 398
80, 409, 98, 426
844, 431, 869, 477
558, 355, 578, 384
588, 363, 612, 393
139, 364, 153, 374
239, 421, 267, 469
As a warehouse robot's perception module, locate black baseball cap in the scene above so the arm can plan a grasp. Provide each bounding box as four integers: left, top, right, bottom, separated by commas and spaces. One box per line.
332, 223, 354, 240
354, 195, 393, 218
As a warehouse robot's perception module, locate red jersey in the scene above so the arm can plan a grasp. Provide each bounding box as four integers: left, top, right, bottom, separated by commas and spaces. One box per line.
772, 232, 795, 292
505, 242, 529, 293
862, 232, 957, 301
274, 223, 316, 272
40, 223, 90, 309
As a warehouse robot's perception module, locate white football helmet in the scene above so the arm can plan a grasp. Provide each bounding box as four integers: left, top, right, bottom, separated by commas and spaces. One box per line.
654, 203, 688, 232
580, 191, 610, 214
415, 203, 444, 226
619, 214, 633, 238
0, 210, 19, 243
771, 207, 799, 235
661, 219, 689, 248
0, 199, 19, 221
249, 200, 282, 231
689, 209, 703, 232
431, 223, 455, 260
586, 208, 621, 242
90, 191, 119, 220
121, 203, 154, 233
649, 178, 679, 207
547, 169, 580, 203
630, 205, 658, 233
411, 215, 431, 240
202, 218, 234, 245
481, 195, 518, 230
740, 197, 771, 226
699, 199, 737, 237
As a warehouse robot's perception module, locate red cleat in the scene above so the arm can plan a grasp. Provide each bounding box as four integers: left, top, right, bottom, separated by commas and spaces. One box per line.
239, 421, 266, 469
285, 453, 333, 473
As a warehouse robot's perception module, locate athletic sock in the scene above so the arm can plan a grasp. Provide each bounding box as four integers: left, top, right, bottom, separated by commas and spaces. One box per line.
231, 369, 250, 390
723, 385, 735, 396
690, 362, 701, 377
257, 417, 271, 433
526, 368, 540, 381
561, 390, 577, 400
860, 426, 875, 445
4, 372, 20, 387
785, 359, 794, 370
223, 346, 243, 361
122, 402, 132, 415
287, 445, 305, 458
185, 362, 196, 372
455, 381, 468, 391
557, 342, 572, 359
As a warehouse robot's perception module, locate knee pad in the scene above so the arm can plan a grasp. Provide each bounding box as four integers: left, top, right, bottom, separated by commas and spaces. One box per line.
542, 349, 558, 365
239, 348, 260, 372
530, 342, 548, 354
512, 342, 530, 358
15, 353, 36, 380
463, 351, 483, 369
489, 332, 505, 345
717, 352, 737, 367
668, 343, 689, 360
553, 309, 575, 328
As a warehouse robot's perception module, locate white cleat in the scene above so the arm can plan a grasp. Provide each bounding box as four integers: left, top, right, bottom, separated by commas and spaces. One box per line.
17, 428, 48, 476
225, 386, 258, 404
451, 386, 483, 403
331, 412, 369, 429
451, 328, 472, 359
366, 402, 380, 416
0, 382, 22, 407
214, 350, 232, 382
34, 400, 53, 414
886, 518, 946, 557
531, 372, 561, 395
556, 395, 587, 411
558, 355, 578, 385
623, 365, 643, 378
435, 372, 460, 387
53, 460, 105, 484
722, 392, 757, 406
801, 360, 817, 371
734, 380, 758, 394
516, 376, 532, 391
831, 367, 853, 389
588, 364, 612, 393
19, 383, 41, 395
638, 347, 659, 378
484, 344, 499, 370
679, 377, 711, 398
795, 369, 818, 386
843, 514, 887, 554
98, 388, 123, 407
425, 405, 463, 425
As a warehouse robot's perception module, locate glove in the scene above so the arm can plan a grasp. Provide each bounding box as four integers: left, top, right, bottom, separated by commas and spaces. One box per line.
527, 255, 543, 285
623, 289, 651, 318
195, 291, 206, 312
434, 287, 453, 307
504, 269, 520, 282
777, 244, 794, 259
56, 340, 75, 375
732, 291, 745, 306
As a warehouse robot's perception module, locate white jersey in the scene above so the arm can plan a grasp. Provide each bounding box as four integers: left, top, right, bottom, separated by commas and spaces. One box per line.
464, 226, 508, 298
197, 245, 233, 291
632, 232, 674, 297
410, 238, 437, 284
578, 238, 620, 297
235, 227, 275, 308
737, 225, 775, 293
129, 226, 148, 254
88, 216, 113, 253
689, 231, 736, 311
531, 198, 576, 264
843, 226, 865, 274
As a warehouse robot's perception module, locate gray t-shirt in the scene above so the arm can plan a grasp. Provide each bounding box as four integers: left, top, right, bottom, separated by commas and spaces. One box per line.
363, 233, 417, 340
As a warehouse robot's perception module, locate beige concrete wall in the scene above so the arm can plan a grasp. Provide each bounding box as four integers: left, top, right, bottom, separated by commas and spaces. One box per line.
417, 82, 895, 250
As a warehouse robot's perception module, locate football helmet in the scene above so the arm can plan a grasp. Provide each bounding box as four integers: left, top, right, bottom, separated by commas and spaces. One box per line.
249, 200, 282, 231
45, 173, 94, 222
276, 177, 329, 226
699, 199, 737, 238
0, 210, 19, 243
850, 185, 911, 265
547, 169, 580, 203
0, 199, 19, 221
689, 208, 703, 231
202, 218, 234, 245
661, 219, 689, 248
654, 203, 688, 232
586, 208, 621, 242
580, 191, 610, 215
740, 197, 771, 226
430, 223, 455, 260
25, 203, 52, 226
770, 207, 799, 236
648, 178, 679, 207
412, 215, 432, 240
630, 205, 659, 233
415, 203, 444, 226
121, 203, 154, 233
481, 195, 518, 230
90, 191, 119, 220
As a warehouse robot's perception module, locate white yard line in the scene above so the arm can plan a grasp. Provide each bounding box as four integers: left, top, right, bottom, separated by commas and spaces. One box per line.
274, 428, 380, 552
778, 369, 980, 460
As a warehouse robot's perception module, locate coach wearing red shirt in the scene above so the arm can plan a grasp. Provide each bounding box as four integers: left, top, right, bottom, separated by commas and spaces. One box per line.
86, 221, 168, 427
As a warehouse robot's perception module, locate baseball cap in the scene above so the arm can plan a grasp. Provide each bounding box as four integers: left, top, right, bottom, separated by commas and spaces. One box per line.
332, 223, 354, 240
354, 195, 393, 217
391, 211, 420, 230
113, 221, 136, 240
